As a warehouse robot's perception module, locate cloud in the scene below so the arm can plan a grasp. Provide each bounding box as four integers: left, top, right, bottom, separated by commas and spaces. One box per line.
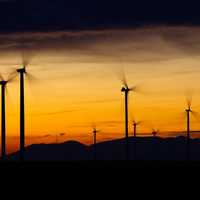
0, 26, 200, 65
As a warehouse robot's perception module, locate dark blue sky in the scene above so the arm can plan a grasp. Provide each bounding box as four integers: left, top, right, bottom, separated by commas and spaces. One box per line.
0, 0, 200, 31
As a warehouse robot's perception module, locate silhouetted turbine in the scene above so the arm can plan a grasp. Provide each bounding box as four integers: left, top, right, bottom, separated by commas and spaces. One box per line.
151, 128, 160, 160
0, 73, 15, 161
133, 120, 141, 137
185, 98, 193, 161
15, 39, 37, 161
16, 66, 26, 162
16, 65, 35, 162
16, 58, 36, 161
121, 76, 137, 160
132, 120, 141, 160
92, 127, 99, 160
152, 129, 159, 137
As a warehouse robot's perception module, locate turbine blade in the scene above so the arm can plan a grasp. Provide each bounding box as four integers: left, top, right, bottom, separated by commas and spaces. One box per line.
185, 89, 193, 108
7, 70, 18, 83
137, 121, 142, 125
18, 40, 30, 67
116, 65, 128, 88
129, 86, 137, 92
129, 85, 149, 95
187, 98, 192, 109
122, 72, 128, 88
18, 37, 35, 68
132, 117, 142, 125
25, 72, 38, 83
191, 111, 200, 122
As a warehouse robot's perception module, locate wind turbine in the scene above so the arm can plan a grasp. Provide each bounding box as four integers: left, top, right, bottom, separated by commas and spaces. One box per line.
182, 92, 200, 160
152, 128, 159, 138
16, 65, 26, 162
150, 128, 160, 160
132, 120, 141, 160
185, 97, 193, 161
16, 51, 36, 162
133, 120, 141, 138
92, 126, 99, 160
0, 73, 16, 161
121, 74, 137, 160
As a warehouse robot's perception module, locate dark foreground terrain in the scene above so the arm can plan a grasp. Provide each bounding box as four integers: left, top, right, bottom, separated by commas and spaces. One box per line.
5, 136, 200, 161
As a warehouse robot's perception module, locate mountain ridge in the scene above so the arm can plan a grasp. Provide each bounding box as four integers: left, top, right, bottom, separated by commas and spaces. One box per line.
6, 136, 200, 161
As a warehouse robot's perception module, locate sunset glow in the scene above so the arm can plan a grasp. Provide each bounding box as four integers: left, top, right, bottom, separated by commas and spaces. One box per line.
1, 26, 200, 154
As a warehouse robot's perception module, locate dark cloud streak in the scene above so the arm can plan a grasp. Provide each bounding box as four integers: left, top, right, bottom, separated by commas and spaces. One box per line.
2, 27, 200, 66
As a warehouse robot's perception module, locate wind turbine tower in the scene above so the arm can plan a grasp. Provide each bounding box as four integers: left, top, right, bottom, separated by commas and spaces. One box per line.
92, 127, 99, 160
121, 80, 136, 160
0, 73, 16, 161
17, 66, 26, 162
185, 101, 192, 161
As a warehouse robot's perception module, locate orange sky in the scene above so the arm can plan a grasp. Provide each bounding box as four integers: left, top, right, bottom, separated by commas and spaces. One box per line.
1, 26, 200, 154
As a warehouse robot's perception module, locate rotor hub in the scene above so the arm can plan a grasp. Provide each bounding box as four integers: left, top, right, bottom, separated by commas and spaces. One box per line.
121, 86, 129, 92
17, 67, 26, 73
186, 108, 192, 112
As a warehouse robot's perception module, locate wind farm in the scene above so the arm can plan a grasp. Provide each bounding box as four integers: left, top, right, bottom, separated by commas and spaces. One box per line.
1, 27, 200, 162
132, 120, 141, 138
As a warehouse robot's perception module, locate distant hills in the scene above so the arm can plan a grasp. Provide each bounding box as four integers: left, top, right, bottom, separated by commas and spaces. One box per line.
6, 136, 200, 161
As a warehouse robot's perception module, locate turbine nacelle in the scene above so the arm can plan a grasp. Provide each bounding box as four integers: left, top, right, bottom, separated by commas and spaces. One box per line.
133, 121, 141, 126
152, 129, 159, 137
186, 104, 192, 113
121, 86, 132, 93
93, 128, 97, 134
121, 85, 137, 93
92, 127, 100, 135
186, 108, 192, 112
186, 94, 192, 113
17, 66, 26, 74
